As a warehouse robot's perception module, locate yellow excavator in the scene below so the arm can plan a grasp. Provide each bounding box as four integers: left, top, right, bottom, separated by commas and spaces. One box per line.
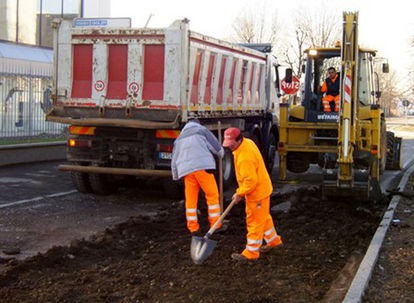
278, 12, 402, 200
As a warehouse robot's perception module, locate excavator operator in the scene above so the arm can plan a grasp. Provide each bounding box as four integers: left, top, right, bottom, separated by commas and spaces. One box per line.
320, 67, 340, 112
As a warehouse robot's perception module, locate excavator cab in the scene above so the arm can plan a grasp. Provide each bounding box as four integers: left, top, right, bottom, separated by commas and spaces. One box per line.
301, 48, 342, 122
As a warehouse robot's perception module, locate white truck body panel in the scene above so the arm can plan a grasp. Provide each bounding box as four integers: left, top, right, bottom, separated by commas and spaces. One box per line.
52, 19, 279, 124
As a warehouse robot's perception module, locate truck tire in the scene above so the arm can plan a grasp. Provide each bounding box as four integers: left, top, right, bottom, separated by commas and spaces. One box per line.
89, 173, 117, 195
247, 131, 261, 149
222, 149, 235, 189
379, 119, 387, 174
71, 171, 92, 193
385, 132, 402, 170
385, 131, 396, 170
265, 133, 277, 173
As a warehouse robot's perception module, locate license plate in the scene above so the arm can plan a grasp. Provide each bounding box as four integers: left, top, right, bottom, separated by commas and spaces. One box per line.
159, 152, 172, 160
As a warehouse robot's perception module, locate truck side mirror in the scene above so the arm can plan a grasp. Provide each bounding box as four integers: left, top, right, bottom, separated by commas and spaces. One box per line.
285, 68, 293, 83
382, 63, 389, 73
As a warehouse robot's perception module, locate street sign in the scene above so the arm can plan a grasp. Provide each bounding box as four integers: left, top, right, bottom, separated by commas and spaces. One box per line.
281, 76, 300, 95
402, 100, 410, 107
73, 18, 131, 28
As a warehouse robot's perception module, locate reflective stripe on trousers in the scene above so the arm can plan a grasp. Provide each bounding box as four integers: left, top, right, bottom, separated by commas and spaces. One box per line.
184, 170, 221, 233
322, 95, 340, 112
242, 196, 282, 259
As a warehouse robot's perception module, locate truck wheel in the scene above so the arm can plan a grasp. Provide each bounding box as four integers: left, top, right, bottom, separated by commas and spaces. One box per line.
385, 132, 402, 170
385, 132, 396, 170
89, 173, 116, 195
379, 119, 387, 174
265, 133, 277, 173
71, 171, 92, 193
222, 149, 235, 189
247, 131, 261, 149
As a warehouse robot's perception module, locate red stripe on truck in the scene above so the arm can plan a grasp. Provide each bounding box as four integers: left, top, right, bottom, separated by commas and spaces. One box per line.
237, 60, 248, 104
255, 65, 263, 104
190, 50, 203, 105
142, 44, 165, 101
203, 53, 215, 104
71, 44, 93, 98
106, 45, 128, 99
247, 63, 254, 104
227, 60, 237, 104
216, 57, 226, 105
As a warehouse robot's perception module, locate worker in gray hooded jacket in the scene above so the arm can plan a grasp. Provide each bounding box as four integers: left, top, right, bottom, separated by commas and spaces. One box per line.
171, 119, 225, 235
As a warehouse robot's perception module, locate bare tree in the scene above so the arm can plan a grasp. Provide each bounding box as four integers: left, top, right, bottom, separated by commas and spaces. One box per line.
278, 9, 341, 79
280, 23, 307, 78
377, 69, 405, 116
231, 6, 280, 44
297, 9, 341, 48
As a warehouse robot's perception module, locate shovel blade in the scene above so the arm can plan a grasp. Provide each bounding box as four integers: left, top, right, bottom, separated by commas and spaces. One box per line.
190, 236, 217, 264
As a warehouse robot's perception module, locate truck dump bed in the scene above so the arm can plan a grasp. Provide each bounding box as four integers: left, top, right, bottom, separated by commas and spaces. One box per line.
47, 19, 271, 128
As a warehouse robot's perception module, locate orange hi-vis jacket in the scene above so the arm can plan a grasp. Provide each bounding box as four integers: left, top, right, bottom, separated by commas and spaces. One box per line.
233, 138, 273, 201
321, 73, 339, 96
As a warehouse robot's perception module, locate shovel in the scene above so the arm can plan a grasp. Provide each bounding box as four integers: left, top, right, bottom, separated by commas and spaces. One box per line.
190, 198, 237, 265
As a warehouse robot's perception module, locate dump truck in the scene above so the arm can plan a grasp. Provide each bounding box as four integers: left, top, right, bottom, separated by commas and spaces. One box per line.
278, 12, 402, 200
47, 18, 282, 194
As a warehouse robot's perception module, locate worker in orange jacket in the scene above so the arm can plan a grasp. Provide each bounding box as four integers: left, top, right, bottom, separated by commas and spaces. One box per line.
321, 67, 340, 112
222, 127, 282, 262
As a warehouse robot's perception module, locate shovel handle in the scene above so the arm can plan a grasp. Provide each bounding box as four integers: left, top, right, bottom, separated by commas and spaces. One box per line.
205, 198, 237, 238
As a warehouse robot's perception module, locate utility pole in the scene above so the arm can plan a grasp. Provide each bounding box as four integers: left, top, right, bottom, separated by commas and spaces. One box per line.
15, 0, 19, 42
80, 0, 84, 18
38, 0, 43, 46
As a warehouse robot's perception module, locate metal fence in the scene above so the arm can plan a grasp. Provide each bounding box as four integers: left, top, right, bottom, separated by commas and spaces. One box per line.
0, 50, 68, 143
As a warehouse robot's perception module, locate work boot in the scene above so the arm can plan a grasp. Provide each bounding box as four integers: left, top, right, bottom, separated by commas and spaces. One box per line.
259, 243, 283, 253
231, 253, 258, 263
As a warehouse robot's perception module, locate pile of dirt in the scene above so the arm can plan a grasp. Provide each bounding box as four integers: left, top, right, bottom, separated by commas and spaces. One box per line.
0, 188, 387, 302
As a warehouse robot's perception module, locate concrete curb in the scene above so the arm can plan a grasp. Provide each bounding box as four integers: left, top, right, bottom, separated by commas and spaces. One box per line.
0, 142, 66, 167
343, 164, 414, 303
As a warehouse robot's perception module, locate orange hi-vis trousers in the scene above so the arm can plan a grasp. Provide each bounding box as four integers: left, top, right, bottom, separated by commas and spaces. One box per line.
184, 170, 222, 233
242, 196, 282, 259
322, 95, 340, 112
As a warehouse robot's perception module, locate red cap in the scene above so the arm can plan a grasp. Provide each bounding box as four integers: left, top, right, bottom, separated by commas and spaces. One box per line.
222, 127, 241, 147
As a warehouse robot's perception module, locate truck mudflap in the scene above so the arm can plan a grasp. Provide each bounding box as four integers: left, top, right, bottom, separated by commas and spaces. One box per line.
59, 164, 172, 177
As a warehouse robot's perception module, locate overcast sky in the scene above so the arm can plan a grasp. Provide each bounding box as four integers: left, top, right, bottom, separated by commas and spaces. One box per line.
110, 0, 413, 88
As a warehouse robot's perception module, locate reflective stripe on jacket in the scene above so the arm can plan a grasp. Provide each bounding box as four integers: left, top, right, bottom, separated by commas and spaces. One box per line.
233, 138, 273, 201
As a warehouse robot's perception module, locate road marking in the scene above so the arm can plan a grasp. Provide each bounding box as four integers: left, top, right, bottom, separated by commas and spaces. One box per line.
0, 190, 77, 209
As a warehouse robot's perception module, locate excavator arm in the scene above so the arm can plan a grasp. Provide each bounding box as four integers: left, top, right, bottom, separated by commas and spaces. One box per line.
338, 12, 359, 188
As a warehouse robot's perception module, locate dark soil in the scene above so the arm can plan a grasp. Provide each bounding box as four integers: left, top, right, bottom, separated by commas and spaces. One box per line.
0, 187, 387, 302
364, 175, 414, 302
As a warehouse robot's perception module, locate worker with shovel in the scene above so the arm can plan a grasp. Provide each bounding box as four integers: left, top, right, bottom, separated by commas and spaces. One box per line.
222, 127, 282, 262
171, 119, 225, 236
